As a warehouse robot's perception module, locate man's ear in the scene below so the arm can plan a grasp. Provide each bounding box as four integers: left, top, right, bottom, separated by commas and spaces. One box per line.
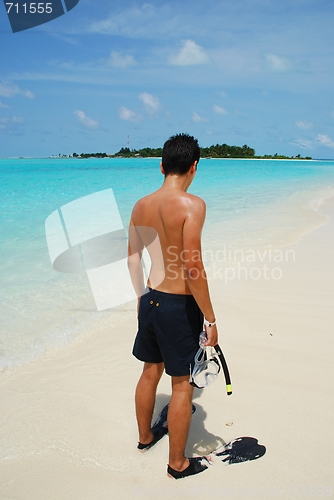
160, 162, 165, 175
190, 161, 198, 174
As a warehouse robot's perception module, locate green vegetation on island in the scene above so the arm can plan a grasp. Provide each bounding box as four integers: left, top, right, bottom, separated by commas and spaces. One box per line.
201, 144, 255, 158
72, 152, 109, 158
113, 147, 163, 158
112, 143, 256, 158
67, 143, 312, 160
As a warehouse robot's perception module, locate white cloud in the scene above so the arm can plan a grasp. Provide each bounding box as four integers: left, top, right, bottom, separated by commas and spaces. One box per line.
74, 110, 98, 128
89, 4, 156, 36
169, 40, 209, 66
0, 116, 24, 124
0, 81, 34, 99
192, 112, 208, 123
0, 100, 9, 108
21, 89, 34, 99
291, 139, 313, 149
291, 135, 334, 149
265, 53, 291, 72
139, 92, 160, 114
295, 120, 313, 130
109, 51, 136, 68
87, 4, 196, 41
118, 106, 142, 123
0, 116, 25, 133
316, 134, 334, 148
213, 104, 227, 115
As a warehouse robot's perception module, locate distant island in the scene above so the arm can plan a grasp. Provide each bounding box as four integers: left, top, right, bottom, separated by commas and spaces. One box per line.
61, 143, 312, 160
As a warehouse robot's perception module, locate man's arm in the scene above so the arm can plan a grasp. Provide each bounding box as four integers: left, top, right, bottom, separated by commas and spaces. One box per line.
127, 216, 146, 302
182, 198, 218, 346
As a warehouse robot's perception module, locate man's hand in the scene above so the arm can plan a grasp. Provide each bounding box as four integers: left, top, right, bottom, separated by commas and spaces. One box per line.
204, 324, 218, 347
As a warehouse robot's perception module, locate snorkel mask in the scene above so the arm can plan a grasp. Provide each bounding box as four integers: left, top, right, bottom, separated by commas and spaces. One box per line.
189, 332, 232, 395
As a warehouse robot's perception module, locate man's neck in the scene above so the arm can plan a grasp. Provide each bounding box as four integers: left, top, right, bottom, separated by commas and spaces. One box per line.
162, 173, 193, 192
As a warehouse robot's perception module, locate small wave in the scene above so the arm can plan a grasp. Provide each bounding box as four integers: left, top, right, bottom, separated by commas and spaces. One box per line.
308, 186, 334, 214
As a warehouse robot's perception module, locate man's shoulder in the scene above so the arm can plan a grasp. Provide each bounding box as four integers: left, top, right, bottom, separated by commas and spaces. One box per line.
132, 192, 154, 211
182, 192, 206, 211
184, 192, 205, 204
132, 190, 205, 217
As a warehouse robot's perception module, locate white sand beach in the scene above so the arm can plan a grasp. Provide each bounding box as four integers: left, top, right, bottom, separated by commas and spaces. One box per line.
1, 201, 333, 500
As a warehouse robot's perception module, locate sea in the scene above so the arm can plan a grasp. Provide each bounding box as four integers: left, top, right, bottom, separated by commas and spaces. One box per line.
1, 157, 334, 373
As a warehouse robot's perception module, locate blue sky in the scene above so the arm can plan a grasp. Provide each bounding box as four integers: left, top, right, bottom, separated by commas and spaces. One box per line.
0, 0, 333, 158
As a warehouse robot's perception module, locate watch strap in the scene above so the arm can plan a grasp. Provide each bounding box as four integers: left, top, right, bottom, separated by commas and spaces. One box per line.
204, 318, 216, 327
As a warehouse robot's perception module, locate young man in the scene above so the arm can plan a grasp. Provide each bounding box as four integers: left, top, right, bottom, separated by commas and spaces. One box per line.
128, 133, 218, 479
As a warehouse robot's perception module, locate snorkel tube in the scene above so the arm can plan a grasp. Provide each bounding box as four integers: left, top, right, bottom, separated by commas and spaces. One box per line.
214, 345, 232, 395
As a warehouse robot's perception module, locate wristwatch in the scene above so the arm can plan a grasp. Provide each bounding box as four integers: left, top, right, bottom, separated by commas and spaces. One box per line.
204, 318, 216, 327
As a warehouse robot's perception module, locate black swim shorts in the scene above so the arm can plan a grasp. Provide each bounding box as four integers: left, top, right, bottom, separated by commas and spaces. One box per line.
132, 288, 203, 377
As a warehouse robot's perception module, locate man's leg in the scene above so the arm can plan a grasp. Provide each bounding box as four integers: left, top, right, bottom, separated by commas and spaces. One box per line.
167, 375, 194, 471
135, 361, 164, 444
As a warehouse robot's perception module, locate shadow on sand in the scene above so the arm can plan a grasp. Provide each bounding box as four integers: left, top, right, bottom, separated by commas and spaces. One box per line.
154, 392, 266, 465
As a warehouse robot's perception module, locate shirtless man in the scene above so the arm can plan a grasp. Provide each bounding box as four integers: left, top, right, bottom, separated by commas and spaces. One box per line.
128, 133, 218, 479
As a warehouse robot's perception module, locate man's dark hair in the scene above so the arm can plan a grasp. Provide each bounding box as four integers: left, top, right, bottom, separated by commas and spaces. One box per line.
162, 133, 200, 175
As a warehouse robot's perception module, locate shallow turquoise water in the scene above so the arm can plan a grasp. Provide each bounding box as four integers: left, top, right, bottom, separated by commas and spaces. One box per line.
1, 157, 334, 371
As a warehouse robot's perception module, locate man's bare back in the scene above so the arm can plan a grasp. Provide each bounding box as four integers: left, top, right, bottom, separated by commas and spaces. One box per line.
129, 169, 206, 295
